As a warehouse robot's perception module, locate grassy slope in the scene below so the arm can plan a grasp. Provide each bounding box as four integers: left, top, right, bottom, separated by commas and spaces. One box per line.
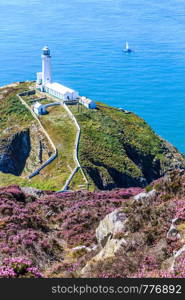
0, 85, 85, 191
1, 83, 184, 191
29, 104, 85, 190
0, 82, 33, 132
68, 102, 179, 189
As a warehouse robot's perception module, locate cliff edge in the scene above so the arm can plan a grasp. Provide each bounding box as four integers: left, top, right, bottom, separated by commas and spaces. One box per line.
0, 82, 185, 191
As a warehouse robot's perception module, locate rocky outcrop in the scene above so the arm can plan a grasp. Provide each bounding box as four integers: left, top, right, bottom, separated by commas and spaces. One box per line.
0, 122, 54, 178
0, 129, 31, 176
86, 164, 147, 190
86, 138, 185, 190
133, 189, 156, 202
81, 209, 128, 277
21, 186, 45, 198
123, 142, 161, 183
80, 172, 185, 277
96, 209, 128, 248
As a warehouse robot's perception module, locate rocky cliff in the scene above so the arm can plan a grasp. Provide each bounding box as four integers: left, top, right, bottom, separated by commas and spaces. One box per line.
0, 129, 31, 176
0, 124, 53, 179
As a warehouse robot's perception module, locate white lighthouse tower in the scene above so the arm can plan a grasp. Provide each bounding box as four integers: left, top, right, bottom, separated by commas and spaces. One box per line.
36, 46, 52, 91
41, 46, 52, 90
36, 46, 84, 105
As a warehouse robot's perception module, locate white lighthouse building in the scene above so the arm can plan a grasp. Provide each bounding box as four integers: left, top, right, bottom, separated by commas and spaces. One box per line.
36, 46, 79, 101
36, 46, 96, 108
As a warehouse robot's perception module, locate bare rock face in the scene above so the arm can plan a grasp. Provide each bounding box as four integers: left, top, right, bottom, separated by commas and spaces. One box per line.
0, 123, 53, 178
81, 209, 128, 277
80, 238, 127, 278
0, 129, 31, 176
95, 209, 128, 260
96, 209, 128, 247
133, 189, 156, 202
166, 218, 181, 241
21, 186, 45, 198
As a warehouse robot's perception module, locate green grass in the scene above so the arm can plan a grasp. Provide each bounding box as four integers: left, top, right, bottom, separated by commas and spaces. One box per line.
28, 104, 86, 190
68, 168, 87, 191
0, 83, 184, 191
0, 83, 34, 134
68, 102, 173, 189
0, 84, 86, 191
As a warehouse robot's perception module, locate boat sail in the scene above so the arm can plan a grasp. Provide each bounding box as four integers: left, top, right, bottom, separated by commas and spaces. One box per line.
125, 41, 129, 50
123, 41, 132, 53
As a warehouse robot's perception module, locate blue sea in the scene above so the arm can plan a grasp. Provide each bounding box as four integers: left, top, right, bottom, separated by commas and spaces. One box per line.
1, 0, 185, 152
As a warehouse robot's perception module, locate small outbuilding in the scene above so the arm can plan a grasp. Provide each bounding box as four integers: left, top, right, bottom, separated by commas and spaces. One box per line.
33, 102, 47, 115
79, 96, 96, 109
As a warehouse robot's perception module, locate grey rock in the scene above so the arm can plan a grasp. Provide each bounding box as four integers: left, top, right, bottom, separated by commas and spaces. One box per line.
96, 209, 128, 248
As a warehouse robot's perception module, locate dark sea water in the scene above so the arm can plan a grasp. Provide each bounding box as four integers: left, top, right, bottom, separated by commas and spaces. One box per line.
1, 0, 185, 152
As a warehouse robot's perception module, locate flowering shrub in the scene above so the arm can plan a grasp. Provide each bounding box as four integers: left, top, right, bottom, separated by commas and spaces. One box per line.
0, 257, 42, 278
45, 261, 82, 278
0, 171, 185, 278
0, 184, 140, 277
0, 267, 16, 278
173, 252, 185, 277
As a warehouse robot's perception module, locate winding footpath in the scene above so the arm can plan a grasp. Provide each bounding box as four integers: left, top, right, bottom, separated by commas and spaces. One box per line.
17, 92, 58, 179
17, 90, 88, 191
60, 103, 88, 191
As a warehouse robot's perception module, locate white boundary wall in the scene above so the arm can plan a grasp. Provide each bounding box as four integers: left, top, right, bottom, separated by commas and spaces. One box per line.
17, 91, 88, 191
17, 92, 58, 179
59, 103, 88, 191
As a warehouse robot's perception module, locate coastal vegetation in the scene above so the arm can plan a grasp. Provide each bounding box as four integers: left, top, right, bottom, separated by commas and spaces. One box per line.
0, 82, 185, 279
0, 82, 33, 132
68, 103, 185, 189
0, 82, 185, 191
0, 170, 185, 278
0, 83, 85, 191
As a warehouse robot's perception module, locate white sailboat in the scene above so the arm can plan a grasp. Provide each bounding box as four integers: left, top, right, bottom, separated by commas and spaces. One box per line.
123, 41, 132, 53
